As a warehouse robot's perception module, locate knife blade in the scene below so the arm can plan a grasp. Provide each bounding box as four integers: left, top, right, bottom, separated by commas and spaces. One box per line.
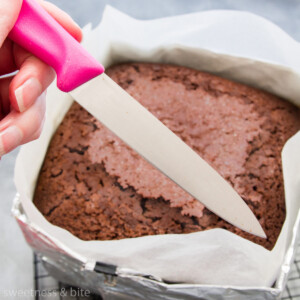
9, 0, 266, 238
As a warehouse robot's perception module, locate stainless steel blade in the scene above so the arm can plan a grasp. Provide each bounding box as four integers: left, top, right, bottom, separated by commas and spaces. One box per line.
70, 73, 266, 239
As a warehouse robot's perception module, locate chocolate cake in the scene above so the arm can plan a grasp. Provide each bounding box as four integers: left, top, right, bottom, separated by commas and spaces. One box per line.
34, 63, 300, 250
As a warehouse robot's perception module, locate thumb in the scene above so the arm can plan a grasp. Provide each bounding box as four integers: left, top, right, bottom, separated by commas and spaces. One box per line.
0, 0, 23, 47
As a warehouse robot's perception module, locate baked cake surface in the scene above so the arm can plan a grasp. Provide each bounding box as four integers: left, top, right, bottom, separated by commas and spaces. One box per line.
34, 63, 300, 250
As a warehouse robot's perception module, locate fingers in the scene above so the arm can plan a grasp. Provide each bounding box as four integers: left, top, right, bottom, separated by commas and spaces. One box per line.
8, 1, 82, 113
40, 1, 82, 42
10, 45, 55, 112
0, 0, 83, 156
0, 0, 81, 77
0, 91, 46, 157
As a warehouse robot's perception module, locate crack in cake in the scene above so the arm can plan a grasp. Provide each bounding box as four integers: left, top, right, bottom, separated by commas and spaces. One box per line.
34, 63, 300, 250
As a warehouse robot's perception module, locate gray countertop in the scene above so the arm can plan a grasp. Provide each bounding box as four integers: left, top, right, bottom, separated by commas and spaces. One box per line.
1, 1, 299, 299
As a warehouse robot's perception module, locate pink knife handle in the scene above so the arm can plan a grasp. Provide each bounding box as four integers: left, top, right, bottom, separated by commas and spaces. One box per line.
9, 0, 105, 92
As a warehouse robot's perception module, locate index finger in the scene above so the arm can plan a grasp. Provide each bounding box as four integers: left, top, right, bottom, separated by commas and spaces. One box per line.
39, 0, 82, 42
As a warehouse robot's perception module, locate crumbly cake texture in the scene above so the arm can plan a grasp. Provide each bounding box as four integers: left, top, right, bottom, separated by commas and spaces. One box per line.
34, 63, 300, 250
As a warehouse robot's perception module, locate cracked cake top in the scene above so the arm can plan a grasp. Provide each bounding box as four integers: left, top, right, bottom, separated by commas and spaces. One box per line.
34, 63, 300, 250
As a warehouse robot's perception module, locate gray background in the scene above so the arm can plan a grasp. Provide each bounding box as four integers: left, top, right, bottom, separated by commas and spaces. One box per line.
50, 0, 300, 41
1, 0, 299, 299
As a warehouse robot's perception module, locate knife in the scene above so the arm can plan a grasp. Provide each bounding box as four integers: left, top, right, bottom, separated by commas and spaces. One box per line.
9, 0, 266, 239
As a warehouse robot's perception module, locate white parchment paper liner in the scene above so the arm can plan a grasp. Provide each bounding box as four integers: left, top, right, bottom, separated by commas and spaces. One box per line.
14, 7, 300, 287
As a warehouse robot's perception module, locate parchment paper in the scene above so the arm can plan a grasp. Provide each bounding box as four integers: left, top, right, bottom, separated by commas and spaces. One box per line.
14, 7, 300, 287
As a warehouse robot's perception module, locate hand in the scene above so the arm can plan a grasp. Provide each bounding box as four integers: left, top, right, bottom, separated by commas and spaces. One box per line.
0, 0, 82, 157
